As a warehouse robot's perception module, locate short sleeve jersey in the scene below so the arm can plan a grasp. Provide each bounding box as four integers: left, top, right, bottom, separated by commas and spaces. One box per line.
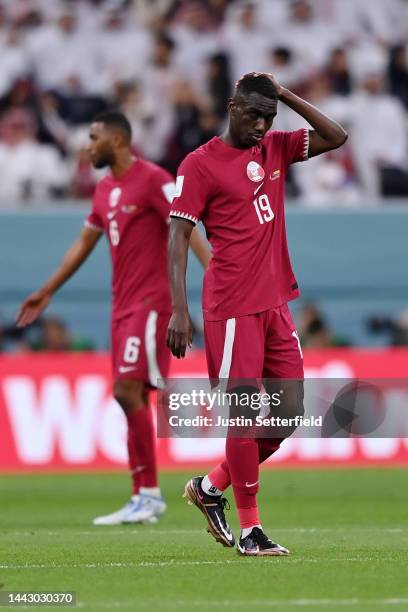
86, 159, 174, 319
170, 129, 309, 321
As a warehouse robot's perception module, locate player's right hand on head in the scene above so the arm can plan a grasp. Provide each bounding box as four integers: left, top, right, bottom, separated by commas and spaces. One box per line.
167, 310, 193, 359
16, 290, 51, 327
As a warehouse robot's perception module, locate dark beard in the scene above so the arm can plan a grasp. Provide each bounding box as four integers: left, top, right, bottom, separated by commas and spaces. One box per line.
93, 154, 114, 169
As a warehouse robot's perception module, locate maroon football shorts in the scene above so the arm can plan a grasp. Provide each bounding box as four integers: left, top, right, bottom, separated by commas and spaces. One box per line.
204, 303, 304, 383
111, 308, 171, 387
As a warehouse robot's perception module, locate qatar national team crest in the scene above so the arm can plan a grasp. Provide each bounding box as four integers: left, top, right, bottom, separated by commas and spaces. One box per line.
246, 161, 265, 183
109, 187, 122, 207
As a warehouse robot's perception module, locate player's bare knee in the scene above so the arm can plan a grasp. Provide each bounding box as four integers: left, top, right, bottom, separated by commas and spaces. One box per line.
113, 379, 145, 412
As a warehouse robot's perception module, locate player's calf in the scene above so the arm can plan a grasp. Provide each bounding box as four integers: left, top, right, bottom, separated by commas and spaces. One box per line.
113, 379, 146, 412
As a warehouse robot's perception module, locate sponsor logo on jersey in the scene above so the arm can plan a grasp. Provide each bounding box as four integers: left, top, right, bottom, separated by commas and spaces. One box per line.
247, 161, 265, 182
109, 187, 122, 207
121, 205, 138, 213
270, 169, 281, 181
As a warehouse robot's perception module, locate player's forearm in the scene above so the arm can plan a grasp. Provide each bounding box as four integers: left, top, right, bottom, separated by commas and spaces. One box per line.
168, 222, 191, 312
279, 87, 347, 147
40, 235, 97, 296
189, 228, 211, 270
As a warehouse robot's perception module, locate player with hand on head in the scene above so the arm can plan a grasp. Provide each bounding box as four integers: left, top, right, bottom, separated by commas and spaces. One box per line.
167, 73, 347, 555
17, 111, 211, 526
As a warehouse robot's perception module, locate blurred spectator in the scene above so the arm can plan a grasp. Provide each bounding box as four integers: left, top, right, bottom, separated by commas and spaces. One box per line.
0, 25, 30, 98
294, 148, 361, 207
0, 0, 407, 204
0, 108, 68, 206
205, 52, 231, 119
165, 80, 219, 173
36, 91, 70, 153
274, 0, 345, 73
0, 77, 35, 114
388, 44, 408, 110
298, 303, 351, 348
96, 5, 153, 96
170, 1, 220, 95
287, 76, 361, 206
265, 47, 305, 91
367, 309, 408, 346
117, 80, 172, 163
26, 315, 94, 352
0, 315, 27, 352
131, 32, 181, 162
128, 0, 175, 26
355, 0, 405, 45
0, 313, 93, 352
255, 0, 289, 33
27, 4, 100, 96
349, 72, 408, 198
206, 0, 230, 26
326, 48, 352, 96
328, 0, 405, 44
222, 2, 269, 84
68, 126, 100, 199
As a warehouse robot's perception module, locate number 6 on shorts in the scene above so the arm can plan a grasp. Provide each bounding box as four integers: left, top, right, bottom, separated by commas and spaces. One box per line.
123, 336, 141, 363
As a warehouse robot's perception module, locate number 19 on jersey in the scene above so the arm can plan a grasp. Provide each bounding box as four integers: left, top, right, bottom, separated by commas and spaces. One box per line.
253, 194, 274, 225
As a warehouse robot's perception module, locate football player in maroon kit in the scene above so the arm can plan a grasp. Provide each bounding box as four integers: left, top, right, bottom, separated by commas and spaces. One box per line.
167, 73, 347, 555
17, 111, 210, 525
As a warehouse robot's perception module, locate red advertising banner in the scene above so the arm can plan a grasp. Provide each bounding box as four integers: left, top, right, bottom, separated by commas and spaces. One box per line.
1, 350, 408, 471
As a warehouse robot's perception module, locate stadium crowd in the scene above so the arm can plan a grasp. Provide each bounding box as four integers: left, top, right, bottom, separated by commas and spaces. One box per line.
0, 0, 408, 207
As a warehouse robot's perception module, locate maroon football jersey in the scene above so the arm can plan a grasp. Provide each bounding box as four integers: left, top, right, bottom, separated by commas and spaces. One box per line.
170, 129, 309, 321
86, 159, 174, 319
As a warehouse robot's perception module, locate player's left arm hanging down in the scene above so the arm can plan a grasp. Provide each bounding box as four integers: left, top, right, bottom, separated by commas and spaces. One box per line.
267, 74, 348, 158
167, 218, 196, 359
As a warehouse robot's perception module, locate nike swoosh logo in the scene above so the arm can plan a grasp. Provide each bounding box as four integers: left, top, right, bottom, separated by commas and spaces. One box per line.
270, 175, 280, 181
245, 481, 259, 488
132, 465, 145, 474
254, 182, 264, 195
119, 366, 136, 373
215, 513, 234, 542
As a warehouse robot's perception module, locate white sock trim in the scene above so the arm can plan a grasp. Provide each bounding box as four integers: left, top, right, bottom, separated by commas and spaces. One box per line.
201, 475, 223, 496
139, 487, 161, 498
241, 524, 262, 539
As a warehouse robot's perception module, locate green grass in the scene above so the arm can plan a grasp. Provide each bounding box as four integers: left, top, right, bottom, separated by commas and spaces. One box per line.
1, 469, 408, 611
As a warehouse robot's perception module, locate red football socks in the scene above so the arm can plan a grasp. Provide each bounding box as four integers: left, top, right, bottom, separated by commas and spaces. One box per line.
125, 406, 158, 494
208, 437, 282, 490
225, 437, 259, 527
238, 506, 261, 529
207, 462, 231, 491
207, 437, 282, 528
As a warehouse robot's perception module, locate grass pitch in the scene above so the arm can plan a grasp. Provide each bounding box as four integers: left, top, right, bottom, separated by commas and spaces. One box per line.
1, 468, 408, 611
